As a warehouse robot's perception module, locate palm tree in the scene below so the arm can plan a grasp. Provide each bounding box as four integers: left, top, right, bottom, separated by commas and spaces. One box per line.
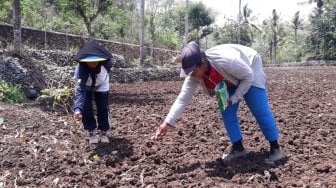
264, 9, 285, 63
271, 9, 279, 63
291, 11, 303, 59
242, 4, 259, 44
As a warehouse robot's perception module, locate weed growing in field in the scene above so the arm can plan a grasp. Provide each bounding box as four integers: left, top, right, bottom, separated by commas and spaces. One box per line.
0, 80, 24, 103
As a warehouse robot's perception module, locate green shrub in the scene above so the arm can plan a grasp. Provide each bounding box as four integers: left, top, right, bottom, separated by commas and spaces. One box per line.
0, 80, 25, 103
38, 83, 75, 114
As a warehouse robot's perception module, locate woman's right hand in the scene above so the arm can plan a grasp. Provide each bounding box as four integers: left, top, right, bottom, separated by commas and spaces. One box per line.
73, 112, 82, 124
153, 122, 172, 140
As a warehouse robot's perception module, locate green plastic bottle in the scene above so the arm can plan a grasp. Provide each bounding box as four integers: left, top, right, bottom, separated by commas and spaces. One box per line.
214, 81, 229, 112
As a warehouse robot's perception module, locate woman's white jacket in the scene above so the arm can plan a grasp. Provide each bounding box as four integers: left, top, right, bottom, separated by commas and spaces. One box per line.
165, 44, 267, 126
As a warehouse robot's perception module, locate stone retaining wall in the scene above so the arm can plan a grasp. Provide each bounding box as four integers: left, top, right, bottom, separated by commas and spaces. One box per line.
0, 23, 178, 64
0, 49, 181, 93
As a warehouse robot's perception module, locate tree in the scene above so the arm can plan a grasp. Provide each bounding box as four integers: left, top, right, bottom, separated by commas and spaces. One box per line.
175, 1, 214, 42
213, 18, 239, 45
94, 0, 137, 43
0, 0, 12, 23
154, 0, 182, 49
236, 2, 259, 47
139, 0, 145, 64
238, 0, 241, 44
12, 0, 22, 54
291, 11, 303, 59
259, 9, 285, 63
184, 0, 189, 45
241, 4, 259, 46
147, 0, 160, 59
268, 9, 285, 63
188, 2, 214, 41
213, 3, 257, 47
54, 0, 114, 38
306, 0, 336, 60
297, 0, 324, 8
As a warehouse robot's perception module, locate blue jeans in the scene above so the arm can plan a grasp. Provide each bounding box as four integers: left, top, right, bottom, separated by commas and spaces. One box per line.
221, 86, 279, 143
82, 91, 110, 132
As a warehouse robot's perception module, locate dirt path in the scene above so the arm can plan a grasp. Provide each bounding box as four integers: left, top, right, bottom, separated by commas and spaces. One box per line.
1, 66, 335, 187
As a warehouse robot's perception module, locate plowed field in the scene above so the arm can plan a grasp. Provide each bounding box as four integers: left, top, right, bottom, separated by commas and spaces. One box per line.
1, 66, 335, 187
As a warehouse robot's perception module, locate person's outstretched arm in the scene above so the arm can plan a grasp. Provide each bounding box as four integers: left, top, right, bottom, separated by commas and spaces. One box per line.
73, 65, 89, 123
154, 76, 198, 139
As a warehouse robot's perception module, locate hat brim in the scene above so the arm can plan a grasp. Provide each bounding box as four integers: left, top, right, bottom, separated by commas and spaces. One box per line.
180, 65, 196, 77
79, 55, 107, 63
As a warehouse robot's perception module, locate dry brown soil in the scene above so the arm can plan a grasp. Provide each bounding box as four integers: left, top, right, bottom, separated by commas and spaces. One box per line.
1, 66, 336, 187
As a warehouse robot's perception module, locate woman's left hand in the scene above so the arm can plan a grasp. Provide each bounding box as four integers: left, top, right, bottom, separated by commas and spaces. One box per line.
227, 99, 233, 106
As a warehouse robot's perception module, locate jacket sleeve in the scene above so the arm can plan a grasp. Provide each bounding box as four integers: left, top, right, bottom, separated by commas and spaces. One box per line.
164, 76, 198, 126
74, 65, 89, 113
229, 58, 254, 104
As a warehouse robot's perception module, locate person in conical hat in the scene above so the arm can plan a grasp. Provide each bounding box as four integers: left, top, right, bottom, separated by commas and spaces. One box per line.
73, 40, 113, 144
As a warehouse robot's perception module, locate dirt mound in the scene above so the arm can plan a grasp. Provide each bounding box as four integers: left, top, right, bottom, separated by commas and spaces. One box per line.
0, 66, 336, 187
